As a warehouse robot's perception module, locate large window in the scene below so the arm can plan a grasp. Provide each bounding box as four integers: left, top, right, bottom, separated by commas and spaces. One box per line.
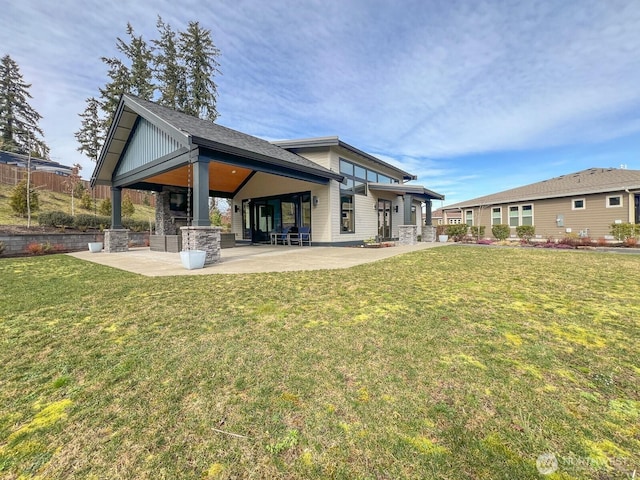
491, 207, 502, 225
509, 204, 533, 227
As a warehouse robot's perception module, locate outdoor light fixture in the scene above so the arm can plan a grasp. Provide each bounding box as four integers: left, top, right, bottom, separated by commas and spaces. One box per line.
313, 196, 319, 206
394, 206, 399, 213
234, 205, 239, 213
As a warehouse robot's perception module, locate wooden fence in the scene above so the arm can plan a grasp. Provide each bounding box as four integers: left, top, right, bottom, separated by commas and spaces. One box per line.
0, 163, 155, 206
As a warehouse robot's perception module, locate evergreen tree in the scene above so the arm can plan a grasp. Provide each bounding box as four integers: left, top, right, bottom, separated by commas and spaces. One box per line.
153, 16, 188, 111
10, 179, 39, 217
98, 56, 130, 125
179, 21, 221, 121
75, 97, 104, 162
117, 23, 154, 100
99, 197, 112, 216
0, 54, 49, 157
121, 194, 135, 218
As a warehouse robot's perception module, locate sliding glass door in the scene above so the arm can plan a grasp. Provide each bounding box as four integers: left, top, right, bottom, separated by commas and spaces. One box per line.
242, 192, 311, 243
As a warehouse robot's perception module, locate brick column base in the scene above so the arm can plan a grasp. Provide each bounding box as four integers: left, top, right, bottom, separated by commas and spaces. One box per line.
181, 226, 222, 265
398, 225, 418, 245
104, 229, 129, 253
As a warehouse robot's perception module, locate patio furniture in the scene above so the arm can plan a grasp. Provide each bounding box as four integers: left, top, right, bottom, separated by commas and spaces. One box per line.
271, 227, 291, 245
289, 226, 311, 246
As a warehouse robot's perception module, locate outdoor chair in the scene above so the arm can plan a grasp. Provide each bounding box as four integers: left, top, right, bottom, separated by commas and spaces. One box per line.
271, 227, 290, 245
289, 226, 311, 246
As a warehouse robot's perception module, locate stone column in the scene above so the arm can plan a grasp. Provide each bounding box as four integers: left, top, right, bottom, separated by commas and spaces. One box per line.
181, 226, 222, 265
155, 191, 175, 235
398, 225, 418, 245
104, 229, 129, 253
422, 225, 436, 242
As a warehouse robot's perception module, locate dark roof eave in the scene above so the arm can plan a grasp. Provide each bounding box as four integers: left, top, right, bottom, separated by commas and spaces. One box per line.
193, 136, 344, 183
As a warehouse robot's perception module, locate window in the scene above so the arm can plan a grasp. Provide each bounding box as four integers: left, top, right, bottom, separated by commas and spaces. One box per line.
465, 210, 473, 226
341, 194, 354, 233
607, 195, 622, 208
491, 207, 502, 225
572, 198, 585, 210
367, 170, 378, 182
339, 159, 353, 176
509, 206, 519, 227
522, 205, 533, 226
340, 158, 367, 196
509, 204, 534, 227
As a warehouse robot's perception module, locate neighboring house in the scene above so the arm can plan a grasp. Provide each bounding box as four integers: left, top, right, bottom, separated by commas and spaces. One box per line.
91, 95, 444, 250
432, 208, 461, 225
442, 167, 640, 240
0, 150, 72, 175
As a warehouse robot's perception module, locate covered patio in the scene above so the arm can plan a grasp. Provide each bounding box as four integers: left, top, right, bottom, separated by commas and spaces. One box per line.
91, 94, 343, 264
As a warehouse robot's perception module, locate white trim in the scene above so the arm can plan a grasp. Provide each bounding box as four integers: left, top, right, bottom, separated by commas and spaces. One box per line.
571, 198, 586, 210
508, 203, 534, 227
606, 194, 623, 208
491, 206, 502, 225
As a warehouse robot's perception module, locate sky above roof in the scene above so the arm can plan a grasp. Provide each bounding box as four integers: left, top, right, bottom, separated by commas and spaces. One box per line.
2, 0, 639, 206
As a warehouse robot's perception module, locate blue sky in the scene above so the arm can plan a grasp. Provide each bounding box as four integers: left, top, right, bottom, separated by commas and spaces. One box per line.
1, 0, 639, 206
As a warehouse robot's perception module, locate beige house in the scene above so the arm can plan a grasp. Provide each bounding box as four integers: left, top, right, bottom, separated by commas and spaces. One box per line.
233, 137, 444, 244
91, 95, 444, 259
442, 168, 640, 240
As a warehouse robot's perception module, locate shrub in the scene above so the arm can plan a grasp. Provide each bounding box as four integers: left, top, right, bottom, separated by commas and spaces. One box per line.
38, 211, 75, 229
610, 222, 639, 241
445, 224, 468, 242
26, 242, 45, 255
492, 224, 510, 241
436, 224, 447, 237
122, 194, 135, 218
99, 198, 112, 216
80, 190, 93, 210
624, 237, 638, 248
75, 214, 110, 231
470, 226, 486, 238
515, 225, 535, 242
122, 218, 154, 232
10, 180, 39, 217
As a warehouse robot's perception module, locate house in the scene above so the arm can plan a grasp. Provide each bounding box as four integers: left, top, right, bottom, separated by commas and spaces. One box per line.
91, 95, 443, 260
0, 150, 72, 175
442, 167, 640, 240
432, 208, 462, 225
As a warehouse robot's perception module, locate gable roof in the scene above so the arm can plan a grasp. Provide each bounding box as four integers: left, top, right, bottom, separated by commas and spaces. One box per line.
444, 167, 640, 209
92, 95, 343, 187
272, 136, 417, 182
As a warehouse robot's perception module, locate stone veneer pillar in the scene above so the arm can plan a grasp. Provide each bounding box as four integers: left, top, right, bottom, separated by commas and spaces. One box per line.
181, 226, 222, 265
398, 225, 418, 246
155, 191, 175, 235
104, 229, 129, 253
422, 225, 436, 242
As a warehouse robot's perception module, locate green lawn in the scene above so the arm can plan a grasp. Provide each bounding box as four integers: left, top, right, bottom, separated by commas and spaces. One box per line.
1, 247, 638, 479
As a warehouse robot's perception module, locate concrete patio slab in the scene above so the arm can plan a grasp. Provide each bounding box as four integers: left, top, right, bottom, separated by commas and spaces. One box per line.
67, 242, 446, 276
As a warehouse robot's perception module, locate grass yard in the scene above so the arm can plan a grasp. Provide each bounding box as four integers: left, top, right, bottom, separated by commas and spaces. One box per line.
1, 247, 639, 479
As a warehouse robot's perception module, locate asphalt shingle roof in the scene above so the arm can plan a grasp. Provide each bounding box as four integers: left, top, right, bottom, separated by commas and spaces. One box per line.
129, 96, 340, 179
445, 167, 640, 209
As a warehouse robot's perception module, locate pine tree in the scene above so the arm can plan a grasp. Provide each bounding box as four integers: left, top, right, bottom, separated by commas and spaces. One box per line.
121, 194, 135, 218
0, 54, 49, 157
98, 56, 130, 126
153, 16, 188, 111
75, 97, 104, 162
179, 21, 221, 121
10, 179, 39, 217
117, 23, 154, 100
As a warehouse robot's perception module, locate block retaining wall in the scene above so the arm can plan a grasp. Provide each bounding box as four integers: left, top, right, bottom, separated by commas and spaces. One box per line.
0, 231, 149, 256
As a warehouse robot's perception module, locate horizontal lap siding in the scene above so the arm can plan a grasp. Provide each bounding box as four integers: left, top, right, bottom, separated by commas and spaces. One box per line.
470, 191, 633, 239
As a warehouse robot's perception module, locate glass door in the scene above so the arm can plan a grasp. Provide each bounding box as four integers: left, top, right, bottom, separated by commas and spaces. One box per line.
378, 199, 392, 240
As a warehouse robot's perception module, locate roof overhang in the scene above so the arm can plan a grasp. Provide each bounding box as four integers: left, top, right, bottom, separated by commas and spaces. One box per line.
273, 136, 417, 182
368, 182, 444, 201
90, 96, 344, 195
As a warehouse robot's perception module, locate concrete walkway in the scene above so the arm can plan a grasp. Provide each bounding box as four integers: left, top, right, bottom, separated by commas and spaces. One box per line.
67, 242, 446, 276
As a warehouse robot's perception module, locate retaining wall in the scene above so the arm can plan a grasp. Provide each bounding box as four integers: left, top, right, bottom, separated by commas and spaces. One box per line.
0, 231, 149, 256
